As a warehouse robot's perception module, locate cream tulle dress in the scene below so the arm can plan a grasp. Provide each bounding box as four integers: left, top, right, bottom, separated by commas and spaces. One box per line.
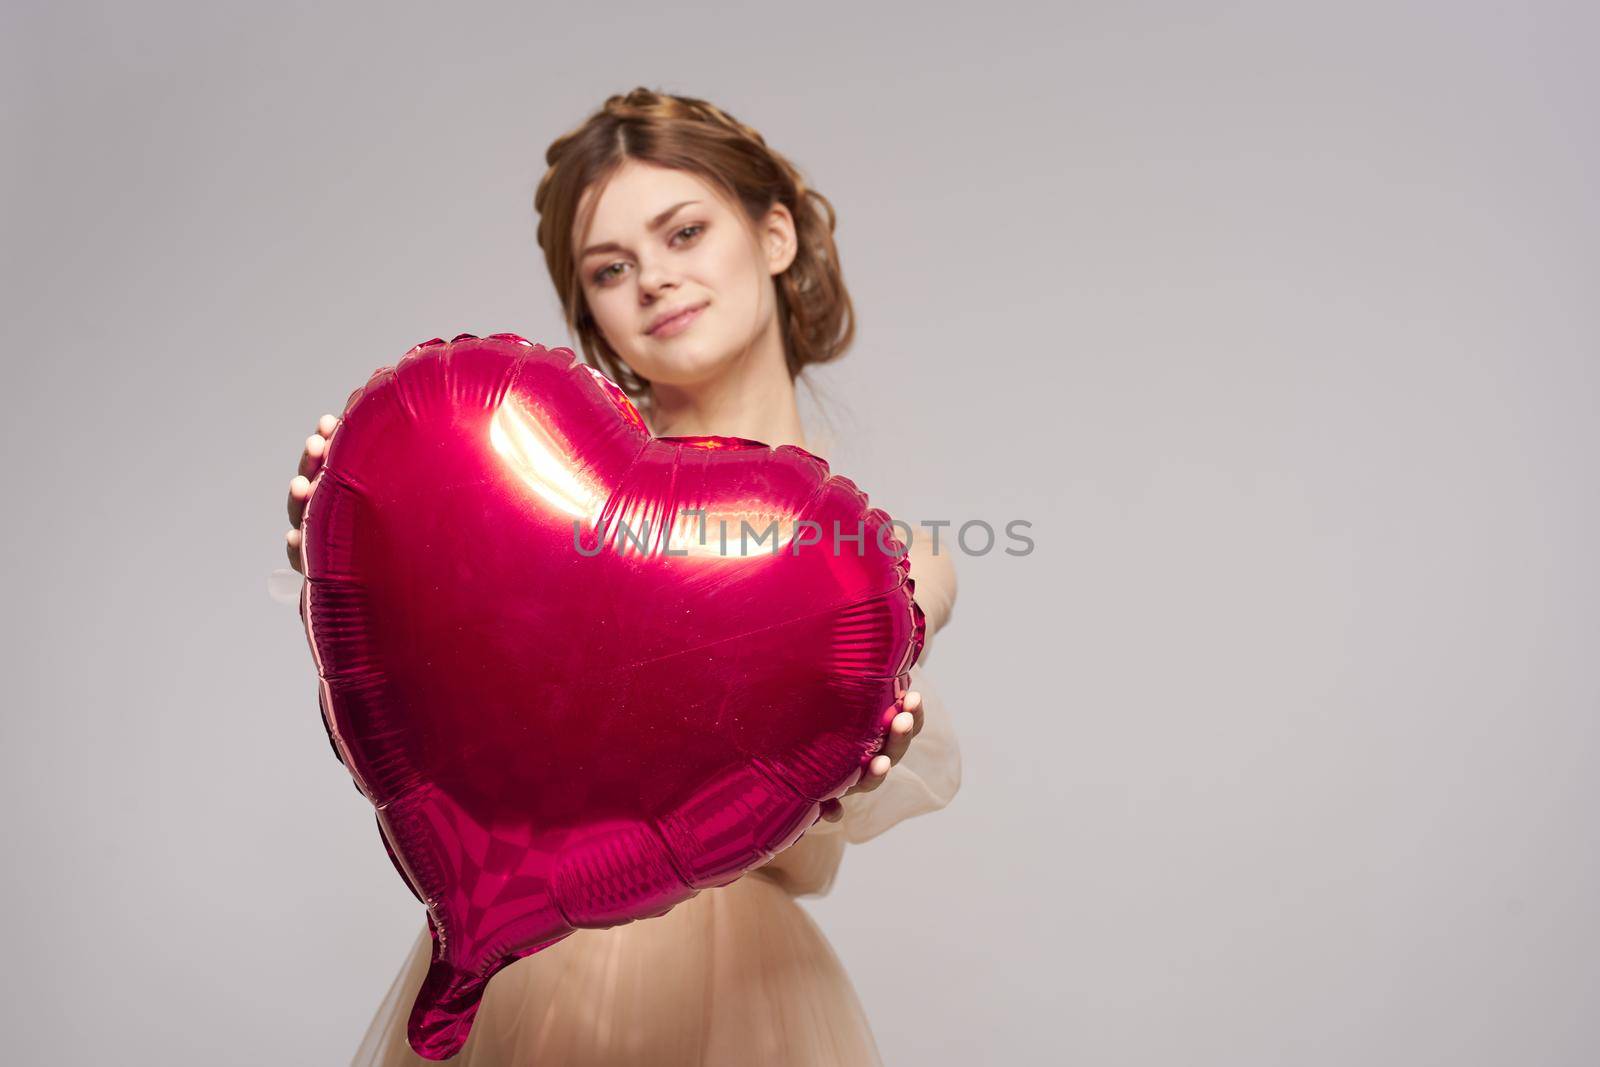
350, 617, 962, 1066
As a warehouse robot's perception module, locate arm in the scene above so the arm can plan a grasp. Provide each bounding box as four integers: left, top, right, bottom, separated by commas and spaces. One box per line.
760, 525, 963, 894
906, 529, 959, 647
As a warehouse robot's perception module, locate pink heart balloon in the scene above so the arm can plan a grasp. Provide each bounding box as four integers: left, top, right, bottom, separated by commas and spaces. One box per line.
299, 333, 924, 1059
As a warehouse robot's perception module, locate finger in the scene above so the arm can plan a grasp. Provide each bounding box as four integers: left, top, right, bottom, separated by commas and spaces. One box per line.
879, 689, 922, 761
819, 798, 843, 823
897, 690, 923, 739
905, 689, 926, 740
287, 474, 313, 527
850, 753, 894, 797
285, 527, 305, 574
879, 708, 916, 767
289, 416, 338, 522
297, 432, 328, 480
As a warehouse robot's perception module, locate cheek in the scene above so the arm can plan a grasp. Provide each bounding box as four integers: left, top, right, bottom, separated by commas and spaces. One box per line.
587, 288, 630, 334
702, 240, 766, 311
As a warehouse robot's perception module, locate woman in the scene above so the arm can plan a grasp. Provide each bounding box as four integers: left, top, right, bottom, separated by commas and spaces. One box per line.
283, 88, 962, 1066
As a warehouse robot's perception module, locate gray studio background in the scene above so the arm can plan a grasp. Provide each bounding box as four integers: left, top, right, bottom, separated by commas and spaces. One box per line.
4, 2, 1596, 1064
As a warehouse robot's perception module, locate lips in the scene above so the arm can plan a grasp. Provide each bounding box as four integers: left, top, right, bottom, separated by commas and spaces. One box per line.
647, 302, 707, 337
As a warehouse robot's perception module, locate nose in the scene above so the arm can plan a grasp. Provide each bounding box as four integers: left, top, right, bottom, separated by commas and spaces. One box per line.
636, 254, 678, 299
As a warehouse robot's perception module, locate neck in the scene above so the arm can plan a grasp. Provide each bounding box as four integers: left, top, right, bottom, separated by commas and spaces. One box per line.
646, 342, 811, 454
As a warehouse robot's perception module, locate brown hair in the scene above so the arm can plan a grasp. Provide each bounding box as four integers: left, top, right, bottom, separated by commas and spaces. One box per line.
534, 87, 855, 406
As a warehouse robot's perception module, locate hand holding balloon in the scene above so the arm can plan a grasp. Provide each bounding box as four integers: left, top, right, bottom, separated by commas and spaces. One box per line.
819, 690, 925, 822
284, 412, 338, 573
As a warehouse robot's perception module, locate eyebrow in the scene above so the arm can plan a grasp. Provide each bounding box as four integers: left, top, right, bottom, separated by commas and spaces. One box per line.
580, 200, 700, 260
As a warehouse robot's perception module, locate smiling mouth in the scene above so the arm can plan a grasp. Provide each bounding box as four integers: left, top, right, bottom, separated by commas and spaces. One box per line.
648, 302, 708, 337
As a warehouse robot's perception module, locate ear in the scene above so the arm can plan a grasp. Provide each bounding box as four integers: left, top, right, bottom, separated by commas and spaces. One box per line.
760, 202, 799, 275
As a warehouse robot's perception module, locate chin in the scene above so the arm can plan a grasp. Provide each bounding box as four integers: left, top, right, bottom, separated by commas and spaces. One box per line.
629, 342, 739, 389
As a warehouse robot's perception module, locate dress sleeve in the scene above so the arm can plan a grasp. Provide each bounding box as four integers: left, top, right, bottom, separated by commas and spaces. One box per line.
756, 630, 963, 898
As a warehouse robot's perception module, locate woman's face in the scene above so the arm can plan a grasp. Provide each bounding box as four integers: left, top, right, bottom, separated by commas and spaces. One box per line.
574, 159, 796, 390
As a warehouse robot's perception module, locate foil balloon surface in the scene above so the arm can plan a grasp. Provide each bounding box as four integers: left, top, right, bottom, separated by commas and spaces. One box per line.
298, 333, 924, 1059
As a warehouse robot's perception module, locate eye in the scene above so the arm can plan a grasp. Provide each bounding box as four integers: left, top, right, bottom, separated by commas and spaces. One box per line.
591, 225, 703, 286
